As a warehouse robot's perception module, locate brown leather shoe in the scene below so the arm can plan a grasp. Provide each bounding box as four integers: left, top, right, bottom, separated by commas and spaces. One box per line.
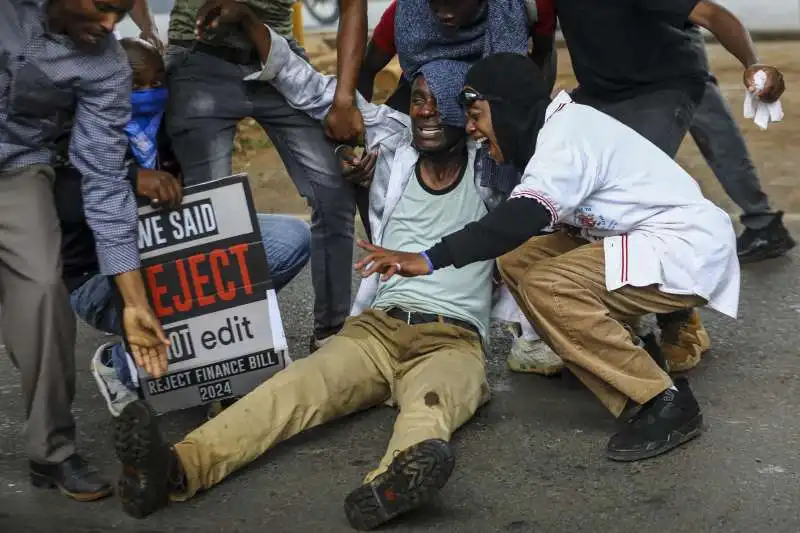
658, 309, 711, 373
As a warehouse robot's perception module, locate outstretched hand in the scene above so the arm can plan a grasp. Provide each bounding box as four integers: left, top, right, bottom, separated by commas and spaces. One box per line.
354, 240, 432, 280
123, 305, 170, 378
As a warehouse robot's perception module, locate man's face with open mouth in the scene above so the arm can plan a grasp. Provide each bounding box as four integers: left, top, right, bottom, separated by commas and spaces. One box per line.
462, 87, 503, 163
409, 76, 463, 153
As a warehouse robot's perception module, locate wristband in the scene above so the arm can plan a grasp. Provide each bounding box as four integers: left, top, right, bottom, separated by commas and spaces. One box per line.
420, 251, 434, 274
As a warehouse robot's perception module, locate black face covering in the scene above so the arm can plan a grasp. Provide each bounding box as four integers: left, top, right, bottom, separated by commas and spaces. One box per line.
464, 53, 552, 173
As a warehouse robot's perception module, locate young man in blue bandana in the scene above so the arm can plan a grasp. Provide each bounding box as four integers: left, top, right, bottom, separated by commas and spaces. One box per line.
56, 38, 312, 418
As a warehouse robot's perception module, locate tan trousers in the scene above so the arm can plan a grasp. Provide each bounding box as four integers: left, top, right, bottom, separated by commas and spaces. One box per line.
497, 231, 706, 416
172, 309, 489, 500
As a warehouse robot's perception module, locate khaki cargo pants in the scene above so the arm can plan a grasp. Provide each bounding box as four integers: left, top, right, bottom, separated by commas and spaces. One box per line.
498, 231, 706, 416
172, 309, 489, 500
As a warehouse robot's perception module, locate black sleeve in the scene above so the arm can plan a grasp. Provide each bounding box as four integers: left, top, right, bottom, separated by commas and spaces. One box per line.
425, 197, 553, 269
156, 122, 183, 183
638, 0, 700, 24
126, 164, 138, 193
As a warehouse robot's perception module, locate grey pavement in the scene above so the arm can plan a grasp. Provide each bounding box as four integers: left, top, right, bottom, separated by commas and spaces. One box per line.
1, 222, 800, 533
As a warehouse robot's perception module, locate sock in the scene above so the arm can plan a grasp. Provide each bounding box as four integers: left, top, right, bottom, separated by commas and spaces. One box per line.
520, 320, 540, 341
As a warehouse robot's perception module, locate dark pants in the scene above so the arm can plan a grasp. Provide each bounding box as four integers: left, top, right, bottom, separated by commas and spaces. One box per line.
686, 28, 776, 230
165, 42, 355, 338
574, 88, 697, 158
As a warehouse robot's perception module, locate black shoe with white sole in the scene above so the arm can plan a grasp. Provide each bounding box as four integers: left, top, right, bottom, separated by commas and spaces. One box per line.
114, 400, 181, 518
344, 439, 455, 531
607, 377, 703, 462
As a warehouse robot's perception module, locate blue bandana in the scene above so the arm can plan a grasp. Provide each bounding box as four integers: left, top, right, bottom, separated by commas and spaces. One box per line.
124, 87, 168, 168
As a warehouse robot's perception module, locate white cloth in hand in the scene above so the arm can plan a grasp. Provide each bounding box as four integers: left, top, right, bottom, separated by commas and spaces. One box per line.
744, 70, 783, 130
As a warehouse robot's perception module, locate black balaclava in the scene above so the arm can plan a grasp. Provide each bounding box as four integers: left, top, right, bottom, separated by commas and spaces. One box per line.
464, 53, 552, 173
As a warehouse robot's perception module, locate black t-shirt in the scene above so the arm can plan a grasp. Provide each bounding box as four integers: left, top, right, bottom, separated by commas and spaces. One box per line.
557, 0, 708, 102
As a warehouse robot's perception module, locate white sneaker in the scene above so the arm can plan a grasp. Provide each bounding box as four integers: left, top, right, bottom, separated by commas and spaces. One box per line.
506, 331, 564, 376
91, 342, 139, 417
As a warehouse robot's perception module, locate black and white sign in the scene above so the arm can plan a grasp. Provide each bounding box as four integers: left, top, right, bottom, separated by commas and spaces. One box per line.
135, 174, 290, 414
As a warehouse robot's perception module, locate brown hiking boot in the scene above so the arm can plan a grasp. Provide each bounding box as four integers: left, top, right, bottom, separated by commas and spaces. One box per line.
658, 309, 711, 373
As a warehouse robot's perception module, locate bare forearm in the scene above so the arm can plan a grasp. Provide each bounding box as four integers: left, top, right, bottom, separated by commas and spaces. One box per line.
690, 1, 758, 67
114, 270, 152, 307
130, 0, 155, 33
334, 0, 368, 106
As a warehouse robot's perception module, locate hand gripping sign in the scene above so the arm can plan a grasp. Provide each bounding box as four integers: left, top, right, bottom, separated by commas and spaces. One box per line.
134, 174, 290, 414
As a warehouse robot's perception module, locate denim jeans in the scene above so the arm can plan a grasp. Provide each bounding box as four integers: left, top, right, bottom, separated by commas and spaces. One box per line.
165, 43, 355, 338
71, 214, 310, 388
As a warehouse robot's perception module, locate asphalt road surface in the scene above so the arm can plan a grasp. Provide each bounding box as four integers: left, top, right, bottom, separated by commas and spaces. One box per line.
1, 222, 800, 533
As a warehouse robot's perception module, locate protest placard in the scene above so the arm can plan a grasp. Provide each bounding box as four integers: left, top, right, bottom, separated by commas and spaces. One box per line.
135, 173, 289, 414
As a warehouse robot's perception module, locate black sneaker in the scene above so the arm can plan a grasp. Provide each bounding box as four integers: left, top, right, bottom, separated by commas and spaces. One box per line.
606, 377, 703, 462
737, 212, 796, 263
344, 439, 455, 531
114, 400, 183, 518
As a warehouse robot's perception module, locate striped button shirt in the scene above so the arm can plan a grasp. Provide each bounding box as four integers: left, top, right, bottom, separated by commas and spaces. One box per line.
0, 0, 140, 276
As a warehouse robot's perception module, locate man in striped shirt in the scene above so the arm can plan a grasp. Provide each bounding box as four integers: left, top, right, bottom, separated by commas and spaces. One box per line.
1, 0, 169, 502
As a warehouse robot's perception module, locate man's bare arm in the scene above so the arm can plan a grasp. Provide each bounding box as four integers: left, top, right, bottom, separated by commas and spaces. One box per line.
130, 0, 164, 51
689, 0, 784, 101
322, 0, 368, 143
689, 1, 756, 67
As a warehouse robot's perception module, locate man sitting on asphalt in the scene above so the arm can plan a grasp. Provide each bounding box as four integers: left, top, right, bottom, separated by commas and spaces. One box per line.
112, 12, 509, 530
359, 53, 740, 463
